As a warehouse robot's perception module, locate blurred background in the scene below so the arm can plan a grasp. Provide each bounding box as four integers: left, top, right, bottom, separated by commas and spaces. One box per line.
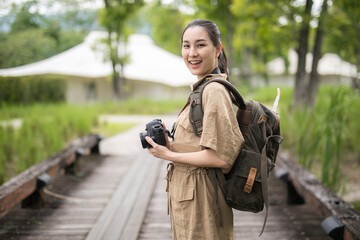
0, 0, 359, 209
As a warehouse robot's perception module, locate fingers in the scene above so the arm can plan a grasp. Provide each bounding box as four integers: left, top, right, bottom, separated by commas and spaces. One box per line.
145, 136, 156, 148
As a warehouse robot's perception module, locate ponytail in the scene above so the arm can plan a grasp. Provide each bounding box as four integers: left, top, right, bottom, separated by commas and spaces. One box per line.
218, 48, 229, 81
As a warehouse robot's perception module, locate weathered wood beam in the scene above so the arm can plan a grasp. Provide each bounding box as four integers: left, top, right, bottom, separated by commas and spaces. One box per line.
277, 152, 360, 240
0, 133, 102, 217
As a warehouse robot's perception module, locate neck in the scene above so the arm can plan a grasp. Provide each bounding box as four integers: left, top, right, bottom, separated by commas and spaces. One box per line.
211, 67, 221, 74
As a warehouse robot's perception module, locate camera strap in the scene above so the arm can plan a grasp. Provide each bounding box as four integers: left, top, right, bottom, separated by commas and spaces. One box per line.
165, 129, 174, 139
179, 96, 190, 116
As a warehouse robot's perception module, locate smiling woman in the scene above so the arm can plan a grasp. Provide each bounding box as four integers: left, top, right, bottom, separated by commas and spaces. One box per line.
181, 26, 222, 80
181, 19, 230, 81
144, 19, 243, 240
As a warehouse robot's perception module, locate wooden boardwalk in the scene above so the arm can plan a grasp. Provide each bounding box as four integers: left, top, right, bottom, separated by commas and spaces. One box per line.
138, 160, 332, 240
0, 154, 136, 240
0, 118, 352, 239
0, 152, 332, 240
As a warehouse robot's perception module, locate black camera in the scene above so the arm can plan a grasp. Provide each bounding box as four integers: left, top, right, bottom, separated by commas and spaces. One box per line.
139, 119, 172, 148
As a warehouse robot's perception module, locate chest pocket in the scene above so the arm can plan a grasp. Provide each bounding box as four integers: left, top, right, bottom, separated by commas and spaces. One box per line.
174, 108, 197, 143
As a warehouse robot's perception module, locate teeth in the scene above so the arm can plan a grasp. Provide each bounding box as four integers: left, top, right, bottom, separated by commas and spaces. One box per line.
190, 60, 201, 64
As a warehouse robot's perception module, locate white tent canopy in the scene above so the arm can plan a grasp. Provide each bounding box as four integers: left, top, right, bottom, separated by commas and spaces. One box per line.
266, 49, 357, 78
0, 31, 196, 87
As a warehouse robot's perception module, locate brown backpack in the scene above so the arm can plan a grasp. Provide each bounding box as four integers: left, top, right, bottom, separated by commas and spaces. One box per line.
189, 77, 283, 236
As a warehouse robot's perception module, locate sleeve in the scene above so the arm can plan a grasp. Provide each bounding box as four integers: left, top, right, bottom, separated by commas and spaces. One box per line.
199, 82, 244, 171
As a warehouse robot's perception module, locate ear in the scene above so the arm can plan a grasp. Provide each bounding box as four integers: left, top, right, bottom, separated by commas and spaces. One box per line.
216, 43, 223, 58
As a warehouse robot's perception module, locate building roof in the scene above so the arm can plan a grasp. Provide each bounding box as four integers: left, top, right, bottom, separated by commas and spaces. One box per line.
266, 49, 357, 78
0, 31, 196, 87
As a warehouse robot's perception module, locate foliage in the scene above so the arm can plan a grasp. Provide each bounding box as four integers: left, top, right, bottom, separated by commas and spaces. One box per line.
8, 0, 43, 33
0, 76, 66, 105
279, 86, 360, 193
98, 0, 144, 99
143, 0, 188, 56
95, 98, 186, 115
0, 0, 93, 69
231, 0, 296, 78
92, 122, 137, 138
0, 99, 185, 184
182, 0, 303, 85
352, 201, 360, 211
0, 29, 57, 68
324, 0, 359, 66
0, 103, 99, 184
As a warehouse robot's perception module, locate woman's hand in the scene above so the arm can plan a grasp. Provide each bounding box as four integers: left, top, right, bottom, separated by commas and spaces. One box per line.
146, 136, 172, 159
146, 136, 230, 169
162, 122, 171, 149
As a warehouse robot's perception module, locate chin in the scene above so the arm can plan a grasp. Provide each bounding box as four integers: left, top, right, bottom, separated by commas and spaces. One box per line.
189, 69, 202, 77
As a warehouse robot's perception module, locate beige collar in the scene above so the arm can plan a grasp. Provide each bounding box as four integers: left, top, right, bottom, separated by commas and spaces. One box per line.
190, 73, 228, 91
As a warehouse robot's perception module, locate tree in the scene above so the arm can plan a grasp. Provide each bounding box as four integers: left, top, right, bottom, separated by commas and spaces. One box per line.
0, 0, 95, 69
293, 0, 313, 107
9, 1, 43, 33
324, 0, 360, 89
306, 0, 328, 107
191, 0, 237, 75
230, 0, 296, 84
99, 0, 143, 100
0, 29, 57, 68
144, 0, 188, 56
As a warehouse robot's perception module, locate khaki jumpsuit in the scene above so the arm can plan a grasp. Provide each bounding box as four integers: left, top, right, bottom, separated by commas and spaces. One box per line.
167, 74, 244, 240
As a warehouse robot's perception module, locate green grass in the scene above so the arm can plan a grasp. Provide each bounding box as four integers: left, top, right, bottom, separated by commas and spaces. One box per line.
93, 98, 186, 115
1, 89, 359, 195
273, 86, 360, 193
351, 201, 360, 211
0, 99, 186, 184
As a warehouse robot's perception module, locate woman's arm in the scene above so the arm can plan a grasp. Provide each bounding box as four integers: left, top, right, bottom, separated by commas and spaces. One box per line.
145, 136, 231, 169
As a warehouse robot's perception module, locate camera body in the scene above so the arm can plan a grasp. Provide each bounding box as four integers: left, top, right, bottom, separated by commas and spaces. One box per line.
139, 119, 168, 148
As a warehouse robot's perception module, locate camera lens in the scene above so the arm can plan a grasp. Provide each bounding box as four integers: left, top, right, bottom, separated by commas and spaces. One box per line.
139, 132, 150, 148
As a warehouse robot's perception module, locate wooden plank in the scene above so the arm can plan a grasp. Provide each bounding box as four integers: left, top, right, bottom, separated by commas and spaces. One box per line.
0, 134, 101, 217
120, 155, 162, 240
277, 152, 360, 240
0, 153, 132, 240
138, 160, 333, 240
86, 151, 161, 240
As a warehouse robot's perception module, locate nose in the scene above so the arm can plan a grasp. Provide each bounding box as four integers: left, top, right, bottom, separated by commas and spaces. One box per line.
189, 46, 198, 57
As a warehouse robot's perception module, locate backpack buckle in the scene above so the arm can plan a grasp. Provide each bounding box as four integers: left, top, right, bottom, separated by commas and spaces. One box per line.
244, 167, 257, 193
257, 114, 267, 124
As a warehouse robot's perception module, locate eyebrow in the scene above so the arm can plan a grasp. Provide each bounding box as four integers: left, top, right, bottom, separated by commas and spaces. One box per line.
182, 39, 207, 43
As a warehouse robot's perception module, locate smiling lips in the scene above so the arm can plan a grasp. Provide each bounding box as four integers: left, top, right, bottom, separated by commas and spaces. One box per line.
189, 60, 202, 68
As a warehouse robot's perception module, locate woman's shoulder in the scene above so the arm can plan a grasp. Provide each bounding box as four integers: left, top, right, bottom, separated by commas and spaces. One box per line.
203, 80, 229, 96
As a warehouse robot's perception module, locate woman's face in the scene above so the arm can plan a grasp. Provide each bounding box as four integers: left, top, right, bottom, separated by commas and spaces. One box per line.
182, 26, 222, 80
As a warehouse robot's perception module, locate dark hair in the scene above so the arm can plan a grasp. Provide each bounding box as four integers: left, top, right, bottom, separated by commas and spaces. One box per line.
182, 19, 229, 81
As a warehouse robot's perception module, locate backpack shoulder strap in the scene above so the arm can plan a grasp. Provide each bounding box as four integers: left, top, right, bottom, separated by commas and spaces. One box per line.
205, 78, 246, 109
189, 77, 245, 137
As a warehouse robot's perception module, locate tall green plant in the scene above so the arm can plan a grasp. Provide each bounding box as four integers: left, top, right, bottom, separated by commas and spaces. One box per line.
286, 88, 350, 192
317, 90, 348, 190
0, 104, 99, 183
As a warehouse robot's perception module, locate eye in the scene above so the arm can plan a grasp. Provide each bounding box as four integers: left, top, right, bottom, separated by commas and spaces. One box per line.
197, 43, 206, 47
182, 44, 190, 48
